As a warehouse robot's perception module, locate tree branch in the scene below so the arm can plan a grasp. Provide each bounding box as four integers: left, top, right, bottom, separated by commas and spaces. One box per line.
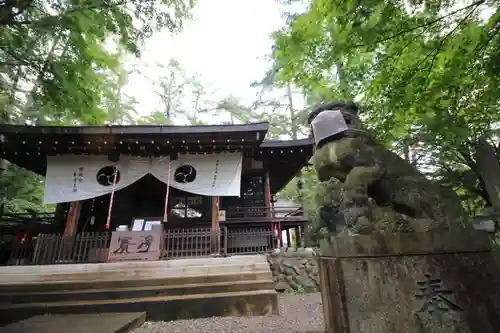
1, 0, 127, 27
352, 0, 485, 48
0, 0, 35, 26
422, 6, 478, 81
394, 6, 479, 90
0, 48, 44, 72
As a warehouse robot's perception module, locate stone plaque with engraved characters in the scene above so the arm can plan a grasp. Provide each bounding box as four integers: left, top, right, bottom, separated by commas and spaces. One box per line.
107, 229, 162, 262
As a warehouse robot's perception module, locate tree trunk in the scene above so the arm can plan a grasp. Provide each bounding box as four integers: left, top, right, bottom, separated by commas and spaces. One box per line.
335, 61, 353, 99
286, 82, 303, 201
24, 33, 65, 124
474, 139, 500, 211
9, 67, 22, 124
165, 72, 175, 120
192, 91, 200, 122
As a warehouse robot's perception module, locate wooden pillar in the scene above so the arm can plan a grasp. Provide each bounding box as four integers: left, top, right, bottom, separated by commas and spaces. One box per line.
264, 169, 278, 250
211, 196, 220, 230
294, 226, 302, 248
60, 201, 82, 262
54, 203, 69, 232
264, 170, 272, 216
64, 201, 82, 236
300, 225, 305, 247
286, 228, 291, 248
211, 196, 220, 255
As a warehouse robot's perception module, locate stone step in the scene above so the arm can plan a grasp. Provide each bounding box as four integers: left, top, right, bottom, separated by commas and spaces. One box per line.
0, 262, 271, 284
0, 290, 279, 327
1, 312, 146, 333
0, 279, 275, 304
0, 270, 273, 293
0, 271, 273, 293
0, 255, 269, 275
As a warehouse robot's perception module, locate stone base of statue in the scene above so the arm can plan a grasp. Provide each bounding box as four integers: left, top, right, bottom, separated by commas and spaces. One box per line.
316, 229, 500, 333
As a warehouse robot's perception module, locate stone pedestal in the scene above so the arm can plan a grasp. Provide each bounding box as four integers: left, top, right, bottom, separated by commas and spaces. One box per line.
317, 229, 500, 333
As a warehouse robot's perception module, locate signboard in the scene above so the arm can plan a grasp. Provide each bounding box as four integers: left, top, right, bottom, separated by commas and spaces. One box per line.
107, 228, 163, 262
218, 210, 226, 222
131, 219, 145, 231
144, 220, 161, 231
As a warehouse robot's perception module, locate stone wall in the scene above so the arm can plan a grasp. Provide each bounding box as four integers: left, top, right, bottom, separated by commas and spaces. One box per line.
266, 248, 319, 292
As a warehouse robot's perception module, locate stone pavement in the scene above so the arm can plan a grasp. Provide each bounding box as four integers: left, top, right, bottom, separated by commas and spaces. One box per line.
1, 312, 146, 333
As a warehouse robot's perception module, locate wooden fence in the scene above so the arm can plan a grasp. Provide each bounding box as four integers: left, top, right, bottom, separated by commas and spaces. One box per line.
164, 227, 226, 258
3, 226, 276, 266
226, 227, 274, 254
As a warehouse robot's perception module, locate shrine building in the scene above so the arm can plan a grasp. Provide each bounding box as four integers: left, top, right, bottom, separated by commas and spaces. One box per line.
0, 121, 312, 263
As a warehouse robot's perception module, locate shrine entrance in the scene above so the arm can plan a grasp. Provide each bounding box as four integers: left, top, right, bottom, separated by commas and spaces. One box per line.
78, 174, 212, 233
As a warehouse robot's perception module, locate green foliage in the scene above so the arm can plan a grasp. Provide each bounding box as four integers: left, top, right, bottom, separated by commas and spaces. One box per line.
0, 164, 55, 214
103, 67, 139, 125
1, 0, 195, 124
142, 58, 216, 125
136, 110, 172, 124
272, 0, 500, 213
1, 0, 195, 214
279, 167, 319, 245
285, 283, 306, 295
215, 95, 259, 125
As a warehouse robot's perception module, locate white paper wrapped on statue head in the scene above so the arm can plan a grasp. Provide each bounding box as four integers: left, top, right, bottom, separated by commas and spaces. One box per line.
311, 109, 349, 146
43, 152, 243, 204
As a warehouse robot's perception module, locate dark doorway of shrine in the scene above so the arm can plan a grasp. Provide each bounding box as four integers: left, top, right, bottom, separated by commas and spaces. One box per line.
77, 174, 211, 231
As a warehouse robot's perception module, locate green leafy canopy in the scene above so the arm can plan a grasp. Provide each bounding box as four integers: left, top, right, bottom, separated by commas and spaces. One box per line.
271, 0, 500, 218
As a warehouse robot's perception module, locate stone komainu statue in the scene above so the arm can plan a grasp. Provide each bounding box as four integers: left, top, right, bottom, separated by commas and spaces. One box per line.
309, 101, 465, 235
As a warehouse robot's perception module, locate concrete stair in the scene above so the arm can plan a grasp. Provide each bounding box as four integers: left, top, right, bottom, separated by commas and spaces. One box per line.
0, 255, 279, 327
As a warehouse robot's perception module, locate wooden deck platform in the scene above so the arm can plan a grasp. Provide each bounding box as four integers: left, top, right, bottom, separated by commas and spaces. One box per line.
1, 312, 146, 333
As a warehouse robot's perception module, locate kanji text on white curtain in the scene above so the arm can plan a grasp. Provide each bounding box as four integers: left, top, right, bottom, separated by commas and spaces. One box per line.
43, 153, 243, 204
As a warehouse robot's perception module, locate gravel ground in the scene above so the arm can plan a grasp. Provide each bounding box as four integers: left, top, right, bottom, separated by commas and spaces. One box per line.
131, 292, 324, 333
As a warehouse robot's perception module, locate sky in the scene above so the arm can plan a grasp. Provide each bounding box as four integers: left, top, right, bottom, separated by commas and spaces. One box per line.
122, 0, 303, 120
116, 0, 494, 125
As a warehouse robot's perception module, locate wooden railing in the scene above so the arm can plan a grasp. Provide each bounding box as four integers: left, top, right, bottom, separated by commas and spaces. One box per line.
4, 232, 112, 266
226, 227, 274, 254
0, 206, 307, 231
34, 232, 112, 264
163, 227, 226, 258
224, 205, 307, 224
2, 227, 278, 266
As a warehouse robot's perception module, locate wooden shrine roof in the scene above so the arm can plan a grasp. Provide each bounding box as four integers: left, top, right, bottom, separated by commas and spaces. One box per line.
0, 123, 314, 192
257, 138, 313, 193
0, 122, 269, 152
